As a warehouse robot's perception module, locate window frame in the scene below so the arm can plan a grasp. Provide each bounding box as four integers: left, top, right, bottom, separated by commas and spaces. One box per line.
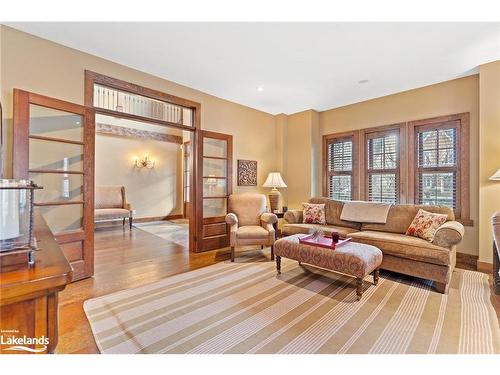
408, 113, 471, 225
322, 130, 359, 201
360, 123, 407, 203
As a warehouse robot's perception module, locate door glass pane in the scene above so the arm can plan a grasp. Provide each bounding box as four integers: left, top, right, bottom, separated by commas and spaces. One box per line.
30, 104, 83, 142
203, 178, 227, 197
203, 158, 227, 177
30, 172, 83, 203
38, 204, 83, 233
203, 138, 227, 158
203, 198, 227, 218
29, 139, 83, 171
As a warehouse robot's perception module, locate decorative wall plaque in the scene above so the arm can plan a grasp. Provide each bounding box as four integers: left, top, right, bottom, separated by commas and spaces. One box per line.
237, 160, 257, 186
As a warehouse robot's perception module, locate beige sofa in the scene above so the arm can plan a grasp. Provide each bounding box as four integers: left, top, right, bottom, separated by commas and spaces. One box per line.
95, 186, 133, 230
282, 197, 465, 293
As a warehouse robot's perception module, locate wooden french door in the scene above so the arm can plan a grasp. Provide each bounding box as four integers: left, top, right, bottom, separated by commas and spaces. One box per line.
13, 89, 95, 281
196, 130, 233, 252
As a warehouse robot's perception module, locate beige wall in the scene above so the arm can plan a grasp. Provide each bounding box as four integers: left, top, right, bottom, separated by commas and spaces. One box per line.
284, 109, 322, 209
479, 60, 500, 264
0, 26, 276, 201
282, 75, 480, 256
95, 134, 183, 219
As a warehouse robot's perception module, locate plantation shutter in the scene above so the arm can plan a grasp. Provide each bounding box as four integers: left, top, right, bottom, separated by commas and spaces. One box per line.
366, 131, 399, 203
416, 123, 459, 210
327, 137, 353, 201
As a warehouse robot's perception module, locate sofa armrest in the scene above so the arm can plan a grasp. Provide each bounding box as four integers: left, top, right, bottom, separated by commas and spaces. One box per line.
284, 210, 303, 224
432, 220, 465, 248
261, 212, 278, 224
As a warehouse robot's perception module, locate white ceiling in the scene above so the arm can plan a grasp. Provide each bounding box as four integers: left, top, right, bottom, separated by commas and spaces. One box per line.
6, 22, 500, 114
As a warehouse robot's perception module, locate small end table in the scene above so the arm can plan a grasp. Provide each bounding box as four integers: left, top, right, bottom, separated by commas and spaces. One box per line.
272, 212, 284, 239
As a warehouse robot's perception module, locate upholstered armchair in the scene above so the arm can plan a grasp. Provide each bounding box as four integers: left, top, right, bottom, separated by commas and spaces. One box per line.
225, 193, 278, 262
94, 186, 133, 230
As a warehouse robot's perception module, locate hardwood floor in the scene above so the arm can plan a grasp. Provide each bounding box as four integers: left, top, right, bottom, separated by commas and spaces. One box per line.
56, 227, 500, 353
56, 225, 232, 354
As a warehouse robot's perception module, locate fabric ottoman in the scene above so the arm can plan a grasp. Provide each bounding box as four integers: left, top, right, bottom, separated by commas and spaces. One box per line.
274, 234, 383, 300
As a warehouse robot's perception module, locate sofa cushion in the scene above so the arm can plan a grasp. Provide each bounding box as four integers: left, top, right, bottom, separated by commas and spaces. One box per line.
95, 208, 130, 220
361, 204, 455, 234
349, 230, 451, 266
302, 203, 326, 224
282, 223, 359, 238
308, 197, 361, 230
405, 209, 448, 241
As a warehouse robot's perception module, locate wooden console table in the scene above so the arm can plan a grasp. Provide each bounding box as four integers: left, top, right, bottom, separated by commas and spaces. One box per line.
0, 212, 72, 354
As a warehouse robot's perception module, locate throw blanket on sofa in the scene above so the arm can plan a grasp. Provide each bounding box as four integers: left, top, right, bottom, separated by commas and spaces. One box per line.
340, 201, 392, 224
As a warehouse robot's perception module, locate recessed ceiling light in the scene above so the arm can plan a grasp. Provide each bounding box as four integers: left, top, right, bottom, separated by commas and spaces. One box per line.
358, 79, 369, 84
257, 86, 264, 92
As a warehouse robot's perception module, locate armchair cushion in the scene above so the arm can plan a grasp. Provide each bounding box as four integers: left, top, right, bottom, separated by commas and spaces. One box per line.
228, 193, 266, 226
236, 226, 270, 240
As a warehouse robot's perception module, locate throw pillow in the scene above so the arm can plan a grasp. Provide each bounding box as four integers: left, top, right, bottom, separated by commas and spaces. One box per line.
302, 203, 326, 225
405, 209, 448, 242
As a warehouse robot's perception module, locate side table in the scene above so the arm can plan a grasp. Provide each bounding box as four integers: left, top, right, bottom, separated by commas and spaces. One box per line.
272, 212, 284, 239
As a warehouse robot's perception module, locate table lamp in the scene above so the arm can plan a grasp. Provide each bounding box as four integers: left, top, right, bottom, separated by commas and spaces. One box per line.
263, 172, 287, 212
489, 168, 500, 181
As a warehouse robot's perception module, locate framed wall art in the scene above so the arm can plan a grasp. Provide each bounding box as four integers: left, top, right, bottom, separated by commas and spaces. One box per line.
237, 159, 257, 186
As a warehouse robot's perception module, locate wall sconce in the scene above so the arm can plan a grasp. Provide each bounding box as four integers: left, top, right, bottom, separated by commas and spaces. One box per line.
134, 155, 156, 169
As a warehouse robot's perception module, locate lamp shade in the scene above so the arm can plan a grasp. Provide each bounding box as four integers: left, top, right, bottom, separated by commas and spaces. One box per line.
263, 172, 287, 188
490, 168, 500, 181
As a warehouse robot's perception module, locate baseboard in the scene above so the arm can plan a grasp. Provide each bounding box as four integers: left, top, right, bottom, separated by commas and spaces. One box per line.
477, 261, 493, 274
456, 252, 478, 270
134, 214, 184, 223
95, 214, 184, 228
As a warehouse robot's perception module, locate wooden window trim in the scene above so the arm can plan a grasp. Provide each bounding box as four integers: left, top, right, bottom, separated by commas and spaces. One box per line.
322, 130, 359, 200
408, 113, 472, 226
360, 123, 407, 203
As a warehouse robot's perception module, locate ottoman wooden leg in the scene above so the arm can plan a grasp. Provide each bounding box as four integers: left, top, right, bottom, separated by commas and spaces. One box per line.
373, 268, 380, 285
356, 278, 363, 301
271, 245, 275, 261
230, 246, 235, 262
276, 256, 281, 275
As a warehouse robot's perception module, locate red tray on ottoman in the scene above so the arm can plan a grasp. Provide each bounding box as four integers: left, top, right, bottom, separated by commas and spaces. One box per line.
298, 233, 352, 250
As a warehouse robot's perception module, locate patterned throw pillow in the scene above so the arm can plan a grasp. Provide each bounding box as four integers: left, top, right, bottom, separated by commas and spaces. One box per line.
405, 209, 448, 242
302, 203, 326, 225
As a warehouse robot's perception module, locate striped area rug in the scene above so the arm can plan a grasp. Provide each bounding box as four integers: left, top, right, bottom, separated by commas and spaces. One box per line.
84, 254, 500, 354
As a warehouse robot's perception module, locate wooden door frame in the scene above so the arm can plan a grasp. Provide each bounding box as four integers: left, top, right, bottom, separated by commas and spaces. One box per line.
182, 140, 191, 219
196, 130, 233, 252
84, 70, 201, 253
13, 89, 95, 280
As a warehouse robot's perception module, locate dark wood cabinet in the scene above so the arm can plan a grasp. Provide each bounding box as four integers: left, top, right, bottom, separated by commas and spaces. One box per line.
0, 212, 72, 354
